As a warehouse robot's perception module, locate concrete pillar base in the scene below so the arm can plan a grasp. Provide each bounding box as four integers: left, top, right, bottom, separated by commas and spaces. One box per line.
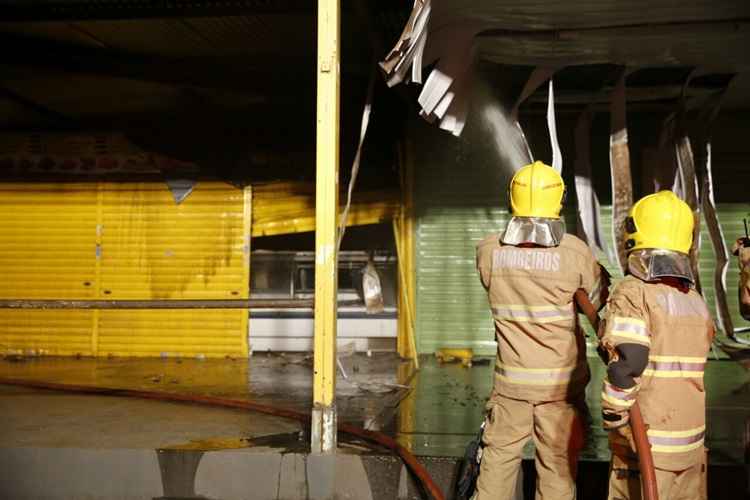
310, 404, 337, 454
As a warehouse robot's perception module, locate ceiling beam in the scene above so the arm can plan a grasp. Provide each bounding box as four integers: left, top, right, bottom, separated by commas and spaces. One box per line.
0, 33, 373, 94
0, 1, 315, 22
524, 85, 721, 105
478, 18, 750, 41
0, 0, 407, 22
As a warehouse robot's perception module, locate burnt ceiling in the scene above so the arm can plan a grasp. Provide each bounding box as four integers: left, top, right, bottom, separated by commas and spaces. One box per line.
0, 0, 747, 181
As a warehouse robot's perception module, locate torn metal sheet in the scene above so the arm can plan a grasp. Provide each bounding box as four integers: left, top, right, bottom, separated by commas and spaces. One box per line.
379, 0, 431, 87
695, 89, 734, 335
165, 178, 196, 204
435, 55, 476, 136
416, 23, 479, 137
338, 65, 376, 250
546, 80, 562, 173
379, 1, 485, 137
705, 142, 734, 332
609, 71, 633, 274
673, 123, 702, 292
574, 106, 613, 261
511, 67, 557, 161
666, 69, 703, 291
362, 260, 385, 315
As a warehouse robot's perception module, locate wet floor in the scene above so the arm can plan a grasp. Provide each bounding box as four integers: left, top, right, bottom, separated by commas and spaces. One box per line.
0, 384, 303, 450
395, 355, 750, 465
0, 352, 408, 429
0, 353, 747, 466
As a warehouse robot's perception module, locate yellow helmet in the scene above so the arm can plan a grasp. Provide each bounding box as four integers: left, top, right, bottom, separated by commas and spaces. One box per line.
509, 161, 565, 218
625, 190, 694, 254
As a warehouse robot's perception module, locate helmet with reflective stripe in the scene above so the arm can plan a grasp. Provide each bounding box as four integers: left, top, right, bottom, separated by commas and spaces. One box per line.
509, 161, 565, 219
625, 190, 694, 255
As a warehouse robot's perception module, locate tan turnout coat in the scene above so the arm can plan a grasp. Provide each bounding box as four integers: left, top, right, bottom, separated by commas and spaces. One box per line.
600, 276, 714, 471
476, 233, 604, 402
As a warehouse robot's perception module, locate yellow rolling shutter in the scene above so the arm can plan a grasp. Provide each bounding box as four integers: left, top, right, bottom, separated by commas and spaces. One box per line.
0, 183, 98, 356
0, 181, 251, 358
97, 182, 250, 358
251, 181, 399, 237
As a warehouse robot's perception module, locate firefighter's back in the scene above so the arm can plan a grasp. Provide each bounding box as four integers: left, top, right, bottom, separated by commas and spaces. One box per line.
476, 232, 601, 402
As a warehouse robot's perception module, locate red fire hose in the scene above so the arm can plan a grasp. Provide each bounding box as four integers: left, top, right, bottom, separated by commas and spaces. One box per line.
0, 377, 444, 500
575, 289, 659, 500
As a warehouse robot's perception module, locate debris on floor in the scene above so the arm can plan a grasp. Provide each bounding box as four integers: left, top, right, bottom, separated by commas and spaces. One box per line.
435, 348, 474, 367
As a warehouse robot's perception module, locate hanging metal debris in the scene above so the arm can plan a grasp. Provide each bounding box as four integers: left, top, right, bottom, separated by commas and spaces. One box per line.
609, 71, 633, 274
379, 0, 483, 136
165, 178, 196, 204
510, 66, 557, 162
574, 106, 613, 262
696, 89, 734, 335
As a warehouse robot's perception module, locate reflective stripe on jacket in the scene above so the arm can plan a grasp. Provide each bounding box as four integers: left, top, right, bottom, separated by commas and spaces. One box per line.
476, 233, 603, 402
600, 276, 714, 471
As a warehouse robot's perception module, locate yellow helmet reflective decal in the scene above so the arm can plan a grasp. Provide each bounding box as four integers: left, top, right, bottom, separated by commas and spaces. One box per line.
626, 190, 694, 255
509, 161, 565, 219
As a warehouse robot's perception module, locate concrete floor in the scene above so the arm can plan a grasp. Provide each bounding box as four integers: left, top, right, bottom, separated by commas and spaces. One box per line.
0, 352, 409, 430
0, 352, 748, 462
0, 385, 302, 450
0, 354, 420, 500
0, 352, 747, 499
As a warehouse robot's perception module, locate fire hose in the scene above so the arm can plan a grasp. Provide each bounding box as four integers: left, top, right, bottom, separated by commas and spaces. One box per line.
0, 377, 445, 500
575, 289, 659, 500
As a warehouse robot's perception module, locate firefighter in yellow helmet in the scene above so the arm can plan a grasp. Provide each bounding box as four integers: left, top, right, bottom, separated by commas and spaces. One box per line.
474, 161, 608, 499
599, 190, 714, 500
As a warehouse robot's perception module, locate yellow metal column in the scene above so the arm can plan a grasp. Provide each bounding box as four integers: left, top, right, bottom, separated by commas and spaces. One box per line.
311, 0, 340, 455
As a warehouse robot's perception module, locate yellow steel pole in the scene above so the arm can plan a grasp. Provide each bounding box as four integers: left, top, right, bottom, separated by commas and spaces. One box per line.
311, 0, 340, 454
393, 218, 419, 369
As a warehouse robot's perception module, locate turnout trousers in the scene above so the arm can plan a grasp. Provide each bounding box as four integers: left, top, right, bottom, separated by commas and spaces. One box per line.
473, 394, 585, 500
607, 450, 707, 500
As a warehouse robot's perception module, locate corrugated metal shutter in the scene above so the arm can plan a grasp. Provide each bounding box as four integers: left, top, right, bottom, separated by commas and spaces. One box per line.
97, 182, 250, 357
415, 205, 581, 355
0, 183, 97, 355
97, 310, 247, 358
414, 196, 750, 355
0, 183, 98, 299
416, 205, 510, 355
251, 181, 399, 237
411, 127, 527, 355
0, 181, 251, 358
99, 182, 249, 300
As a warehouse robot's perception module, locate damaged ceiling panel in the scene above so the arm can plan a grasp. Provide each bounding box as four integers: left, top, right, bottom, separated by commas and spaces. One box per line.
0, 1, 316, 21
476, 22, 750, 69
381, 0, 750, 129
432, 0, 749, 31
0, 15, 314, 58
